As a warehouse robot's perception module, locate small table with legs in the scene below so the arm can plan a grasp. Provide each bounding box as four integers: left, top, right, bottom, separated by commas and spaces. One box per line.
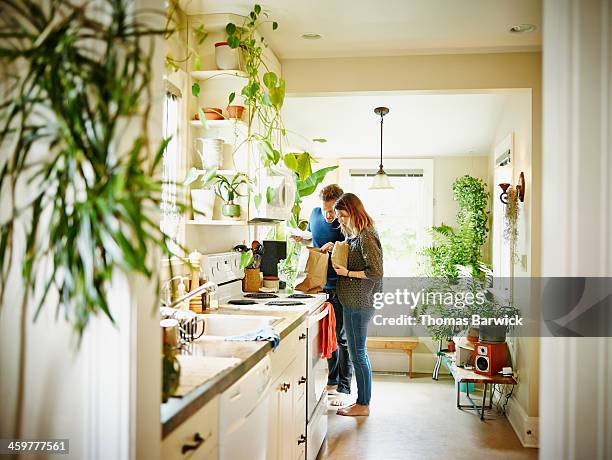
438, 351, 517, 420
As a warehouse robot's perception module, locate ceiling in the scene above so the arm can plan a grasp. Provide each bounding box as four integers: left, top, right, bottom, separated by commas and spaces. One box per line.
281, 92, 516, 158
180, 0, 542, 59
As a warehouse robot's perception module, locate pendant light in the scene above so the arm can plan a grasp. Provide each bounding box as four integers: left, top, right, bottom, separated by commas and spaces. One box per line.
370, 106, 393, 189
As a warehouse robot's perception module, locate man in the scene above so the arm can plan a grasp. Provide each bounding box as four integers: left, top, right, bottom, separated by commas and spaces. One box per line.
292, 184, 352, 405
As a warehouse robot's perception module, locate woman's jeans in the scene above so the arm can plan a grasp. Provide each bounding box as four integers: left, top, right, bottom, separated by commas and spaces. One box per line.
343, 306, 375, 405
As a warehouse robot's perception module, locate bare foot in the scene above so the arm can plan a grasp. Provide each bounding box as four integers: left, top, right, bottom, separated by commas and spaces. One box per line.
337, 404, 370, 416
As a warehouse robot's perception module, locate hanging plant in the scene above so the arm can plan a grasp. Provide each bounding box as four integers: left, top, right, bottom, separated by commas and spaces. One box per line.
0, 0, 174, 338
420, 175, 490, 278
503, 185, 520, 263
223, 5, 336, 227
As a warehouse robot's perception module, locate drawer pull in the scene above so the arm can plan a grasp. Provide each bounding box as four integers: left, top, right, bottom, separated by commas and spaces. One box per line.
297, 434, 306, 445
298, 376, 306, 385
298, 333, 307, 340
181, 432, 206, 454
280, 382, 291, 392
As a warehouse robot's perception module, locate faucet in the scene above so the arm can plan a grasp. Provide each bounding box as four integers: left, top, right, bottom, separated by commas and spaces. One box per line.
162, 275, 190, 307
162, 280, 219, 309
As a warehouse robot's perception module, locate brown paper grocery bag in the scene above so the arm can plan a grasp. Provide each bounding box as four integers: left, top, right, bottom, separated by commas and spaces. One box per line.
295, 248, 329, 293
331, 241, 349, 269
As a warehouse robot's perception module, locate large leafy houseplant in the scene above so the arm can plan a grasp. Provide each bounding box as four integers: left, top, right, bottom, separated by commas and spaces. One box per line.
420, 175, 490, 278
0, 0, 173, 337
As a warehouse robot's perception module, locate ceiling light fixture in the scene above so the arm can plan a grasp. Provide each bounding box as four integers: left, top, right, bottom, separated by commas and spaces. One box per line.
370, 107, 393, 190
509, 24, 536, 33
301, 33, 322, 40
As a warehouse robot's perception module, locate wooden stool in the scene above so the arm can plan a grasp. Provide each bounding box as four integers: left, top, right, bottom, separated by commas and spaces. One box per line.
366, 337, 419, 378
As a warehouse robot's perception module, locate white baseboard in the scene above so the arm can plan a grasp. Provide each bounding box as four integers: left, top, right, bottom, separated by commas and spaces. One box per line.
505, 397, 539, 448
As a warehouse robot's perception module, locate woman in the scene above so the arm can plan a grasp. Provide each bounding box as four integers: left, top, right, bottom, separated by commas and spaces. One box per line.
332, 193, 383, 417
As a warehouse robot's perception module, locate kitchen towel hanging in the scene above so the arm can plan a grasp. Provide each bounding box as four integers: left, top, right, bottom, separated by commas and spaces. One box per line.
319, 302, 337, 359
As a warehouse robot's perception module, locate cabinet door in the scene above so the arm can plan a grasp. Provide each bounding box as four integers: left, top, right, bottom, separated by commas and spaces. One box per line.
267, 360, 295, 460
292, 358, 307, 460
162, 397, 218, 460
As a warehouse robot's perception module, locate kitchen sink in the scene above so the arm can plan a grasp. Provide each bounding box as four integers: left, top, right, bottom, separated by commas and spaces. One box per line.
198, 314, 282, 338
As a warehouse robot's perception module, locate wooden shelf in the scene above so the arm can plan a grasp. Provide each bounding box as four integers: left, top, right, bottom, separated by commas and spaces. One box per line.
186, 219, 248, 226
190, 119, 247, 129
190, 70, 248, 81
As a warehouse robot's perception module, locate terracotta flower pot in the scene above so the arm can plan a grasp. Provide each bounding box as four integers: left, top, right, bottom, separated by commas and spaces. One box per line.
203, 108, 224, 120
226, 105, 245, 120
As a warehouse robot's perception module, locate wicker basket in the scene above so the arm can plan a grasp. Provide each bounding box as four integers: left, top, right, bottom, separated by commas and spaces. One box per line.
242, 268, 261, 292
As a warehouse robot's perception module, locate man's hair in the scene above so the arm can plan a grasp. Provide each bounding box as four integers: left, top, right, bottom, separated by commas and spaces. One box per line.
319, 184, 344, 202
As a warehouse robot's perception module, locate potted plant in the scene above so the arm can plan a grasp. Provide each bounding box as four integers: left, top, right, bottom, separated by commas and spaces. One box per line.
240, 249, 261, 292
184, 168, 251, 219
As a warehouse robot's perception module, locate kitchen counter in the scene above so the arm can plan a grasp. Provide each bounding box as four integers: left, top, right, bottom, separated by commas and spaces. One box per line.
161, 294, 326, 438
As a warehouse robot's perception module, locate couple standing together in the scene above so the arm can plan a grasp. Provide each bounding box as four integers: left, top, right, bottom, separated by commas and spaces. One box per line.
293, 185, 383, 417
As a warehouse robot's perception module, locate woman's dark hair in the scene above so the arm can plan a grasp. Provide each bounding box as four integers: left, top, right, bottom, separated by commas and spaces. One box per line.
333, 193, 374, 235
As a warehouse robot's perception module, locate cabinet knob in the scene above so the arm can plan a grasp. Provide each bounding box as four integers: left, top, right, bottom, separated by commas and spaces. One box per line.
280, 382, 291, 392
297, 434, 306, 445
181, 432, 206, 454
298, 333, 307, 340
298, 376, 306, 385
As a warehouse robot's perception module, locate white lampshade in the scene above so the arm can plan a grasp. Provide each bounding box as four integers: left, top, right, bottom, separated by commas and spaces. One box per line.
370, 170, 393, 189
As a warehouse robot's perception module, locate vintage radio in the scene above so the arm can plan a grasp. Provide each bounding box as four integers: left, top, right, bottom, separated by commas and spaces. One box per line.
474, 342, 509, 376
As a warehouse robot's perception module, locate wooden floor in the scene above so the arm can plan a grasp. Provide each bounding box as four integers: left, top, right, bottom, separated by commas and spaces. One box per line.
318, 373, 538, 460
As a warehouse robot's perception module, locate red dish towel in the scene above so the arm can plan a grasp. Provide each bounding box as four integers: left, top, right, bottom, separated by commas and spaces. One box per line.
320, 302, 337, 359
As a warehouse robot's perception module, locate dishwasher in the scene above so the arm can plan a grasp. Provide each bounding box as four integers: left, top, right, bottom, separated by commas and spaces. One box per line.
219, 355, 272, 460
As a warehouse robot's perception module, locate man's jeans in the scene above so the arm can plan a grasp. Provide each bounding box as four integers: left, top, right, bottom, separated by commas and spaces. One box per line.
326, 289, 352, 394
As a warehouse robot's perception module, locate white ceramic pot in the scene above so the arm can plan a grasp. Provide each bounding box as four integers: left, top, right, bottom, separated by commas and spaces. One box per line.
215, 41, 239, 70
194, 138, 223, 169
191, 189, 216, 221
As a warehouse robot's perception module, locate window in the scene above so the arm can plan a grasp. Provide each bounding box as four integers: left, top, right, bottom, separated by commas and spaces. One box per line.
161, 82, 183, 254
339, 159, 434, 276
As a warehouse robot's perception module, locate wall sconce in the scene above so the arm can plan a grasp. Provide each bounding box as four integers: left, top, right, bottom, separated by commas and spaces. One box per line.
499, 172, 526, 204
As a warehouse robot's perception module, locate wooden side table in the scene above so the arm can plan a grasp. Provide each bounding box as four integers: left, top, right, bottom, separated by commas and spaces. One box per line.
439, 351, 517, 420
366, 337, 419, 378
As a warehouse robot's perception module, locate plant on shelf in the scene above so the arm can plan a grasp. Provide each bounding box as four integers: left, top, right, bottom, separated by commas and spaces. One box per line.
185, 169, 251, 218
420, 175, 490, 279
503, 185, 520, 264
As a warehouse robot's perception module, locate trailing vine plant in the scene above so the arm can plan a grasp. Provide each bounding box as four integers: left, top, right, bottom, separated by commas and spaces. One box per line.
223, 5, 336, 224
503, 185, 519, 264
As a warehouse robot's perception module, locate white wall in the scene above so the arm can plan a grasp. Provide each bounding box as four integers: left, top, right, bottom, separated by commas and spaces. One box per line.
540, 0, 612, 458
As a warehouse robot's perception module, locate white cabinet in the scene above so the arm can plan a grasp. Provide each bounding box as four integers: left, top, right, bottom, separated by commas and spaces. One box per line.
162, 396, 219, 460
267, 322, 308, 460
